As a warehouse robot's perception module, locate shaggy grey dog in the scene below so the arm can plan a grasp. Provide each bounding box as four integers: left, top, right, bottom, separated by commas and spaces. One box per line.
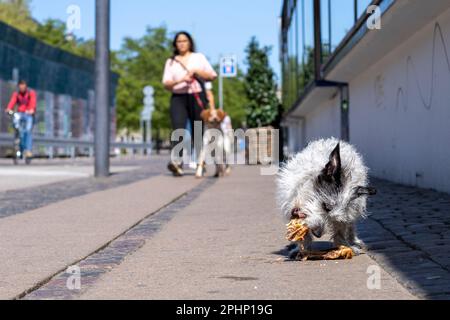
277, 138, 376, 259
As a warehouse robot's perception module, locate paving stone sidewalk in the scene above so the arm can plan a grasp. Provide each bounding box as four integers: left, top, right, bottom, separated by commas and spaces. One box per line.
358, 178, 450, 300
4, 162, 449, 300
0, 171, 202, 299
23, 178, 216, 300
23, 166, 415, 300
0, 156, 168, 219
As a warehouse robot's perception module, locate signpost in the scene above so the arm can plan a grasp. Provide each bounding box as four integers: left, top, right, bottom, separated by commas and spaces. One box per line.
219, 55, 238, 110
141, 86, 155, 155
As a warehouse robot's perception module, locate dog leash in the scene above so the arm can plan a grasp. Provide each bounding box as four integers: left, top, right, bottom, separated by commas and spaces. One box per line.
172, 57, 206, 110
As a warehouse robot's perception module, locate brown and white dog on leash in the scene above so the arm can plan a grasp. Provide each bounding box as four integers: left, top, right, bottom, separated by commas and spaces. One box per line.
196, 108, 227, 178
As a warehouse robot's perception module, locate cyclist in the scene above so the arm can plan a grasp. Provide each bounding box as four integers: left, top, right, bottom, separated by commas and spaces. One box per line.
5, 80, 36, 159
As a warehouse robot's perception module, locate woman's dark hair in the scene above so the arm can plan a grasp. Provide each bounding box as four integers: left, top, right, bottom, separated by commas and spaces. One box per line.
18, 80, 27, 86
172, 31, 195, 58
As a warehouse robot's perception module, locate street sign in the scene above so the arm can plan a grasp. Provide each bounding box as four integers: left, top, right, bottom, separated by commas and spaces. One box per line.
141, 85, 155, 155
142, 85, 154, 121
220, 55, 238, 78
141, 106, 153, 121
143, 86, 154, 96
144, 96, 154, 106
219, 55, 238, 110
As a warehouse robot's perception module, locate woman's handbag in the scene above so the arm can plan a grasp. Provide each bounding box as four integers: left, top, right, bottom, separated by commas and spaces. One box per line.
172, 58, 210, 110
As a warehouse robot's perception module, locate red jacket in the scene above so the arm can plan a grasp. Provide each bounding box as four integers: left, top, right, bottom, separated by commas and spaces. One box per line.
6, 90, 37, 113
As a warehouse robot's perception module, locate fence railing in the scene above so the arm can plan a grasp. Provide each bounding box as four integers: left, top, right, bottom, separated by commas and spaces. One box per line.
0, 133, 153, 157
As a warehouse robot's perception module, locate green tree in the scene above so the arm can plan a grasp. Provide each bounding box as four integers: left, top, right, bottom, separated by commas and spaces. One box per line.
244, 37, 279, 128
30, 19, 94, 59
113, 26, 172, 134
211, 66, 248, 128
0, 0, 37, 33
0, 2, 251, 134
0, 2, 95, 59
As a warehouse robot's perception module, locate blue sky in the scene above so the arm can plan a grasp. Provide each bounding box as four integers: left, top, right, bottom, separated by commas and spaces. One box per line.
30, 0, 374, 81
31, 0, 283, 78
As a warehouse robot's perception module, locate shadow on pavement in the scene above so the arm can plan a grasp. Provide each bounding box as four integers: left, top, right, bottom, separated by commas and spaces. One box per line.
357, 178, 450, 300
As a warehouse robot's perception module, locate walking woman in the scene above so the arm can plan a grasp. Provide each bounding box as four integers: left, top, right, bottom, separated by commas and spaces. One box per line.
162, 31, 217, 177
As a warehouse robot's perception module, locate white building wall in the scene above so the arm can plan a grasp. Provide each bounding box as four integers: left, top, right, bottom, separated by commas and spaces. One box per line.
349, 7, 450, 193
285, 96, 340, 155
287, 124, 300, 153
284, 124, 302, 155
304, 96, 340, 146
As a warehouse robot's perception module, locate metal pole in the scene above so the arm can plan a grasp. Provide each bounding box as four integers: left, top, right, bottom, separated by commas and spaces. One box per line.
294, 2, 299, 94
313, 0, 322, 81
148, 119, 152, 155
328, 0, 332, 53
156, 128, 161, 155
219, 73, 224, 110
139, 119, 143, 156
94, 0, 110, 177
354, 0, 358, 23
142, 120, 147, 156
301, 0, 306, 84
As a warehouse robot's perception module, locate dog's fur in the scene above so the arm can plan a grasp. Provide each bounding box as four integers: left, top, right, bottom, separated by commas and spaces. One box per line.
197, 109, 227, 178
276, 138, 376, 258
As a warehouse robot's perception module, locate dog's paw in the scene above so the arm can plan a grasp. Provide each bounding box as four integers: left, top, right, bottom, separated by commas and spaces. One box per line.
353, 238, 366, 250
350, 246, 364, 256
288, 247, 300, 260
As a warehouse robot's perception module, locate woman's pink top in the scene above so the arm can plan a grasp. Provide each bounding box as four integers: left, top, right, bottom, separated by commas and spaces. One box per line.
162, 53, 217, 94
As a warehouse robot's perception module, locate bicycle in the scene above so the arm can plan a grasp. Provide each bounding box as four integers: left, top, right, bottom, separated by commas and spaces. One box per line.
6, 110, 32, 165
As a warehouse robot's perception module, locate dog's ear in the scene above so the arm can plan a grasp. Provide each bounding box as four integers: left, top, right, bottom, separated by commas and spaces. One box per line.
356, 186, 377, 196
319, 143, 342, 186
217, 110, 226, 122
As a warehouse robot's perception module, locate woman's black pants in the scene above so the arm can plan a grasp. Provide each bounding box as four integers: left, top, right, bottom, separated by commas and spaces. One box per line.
170, 93, 204, 164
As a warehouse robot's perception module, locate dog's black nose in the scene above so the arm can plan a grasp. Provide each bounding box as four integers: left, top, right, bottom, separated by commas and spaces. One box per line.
312, 228, 323, 238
